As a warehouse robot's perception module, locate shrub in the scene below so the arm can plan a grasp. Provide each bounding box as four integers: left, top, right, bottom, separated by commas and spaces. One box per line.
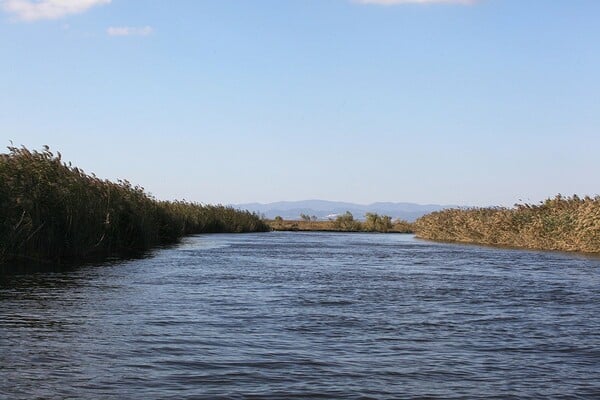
332, 211, 362, 231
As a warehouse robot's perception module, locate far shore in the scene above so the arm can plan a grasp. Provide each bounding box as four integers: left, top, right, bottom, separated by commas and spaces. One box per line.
266, 219, 414, 233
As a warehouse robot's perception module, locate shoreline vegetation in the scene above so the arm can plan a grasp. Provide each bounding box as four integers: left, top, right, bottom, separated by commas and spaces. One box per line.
414, 195, 600, 253
268, 212, 414, 233
2, 146, 599, 269
273, 197, 600, 254
0, 146, 269, 268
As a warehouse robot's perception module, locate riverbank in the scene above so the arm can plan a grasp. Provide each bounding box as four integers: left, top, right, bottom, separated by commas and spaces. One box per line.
268, 219, 414, 233
0, 146, 269, 267
414, 195, 600, 253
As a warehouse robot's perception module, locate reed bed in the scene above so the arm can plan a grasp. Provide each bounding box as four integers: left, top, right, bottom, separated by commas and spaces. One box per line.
0, 146, 268, 266
414, 195, 600, 253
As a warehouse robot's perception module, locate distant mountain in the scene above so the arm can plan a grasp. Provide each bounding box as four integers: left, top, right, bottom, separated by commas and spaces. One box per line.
233, 200, 458, 222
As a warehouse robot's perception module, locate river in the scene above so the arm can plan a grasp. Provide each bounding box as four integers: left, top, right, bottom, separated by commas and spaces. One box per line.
1, 232, 599, 399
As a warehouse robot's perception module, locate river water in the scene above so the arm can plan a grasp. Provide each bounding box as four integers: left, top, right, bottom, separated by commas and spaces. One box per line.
1, 232, 599, 399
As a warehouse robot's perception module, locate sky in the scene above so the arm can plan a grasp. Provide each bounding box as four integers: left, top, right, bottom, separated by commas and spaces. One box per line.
1, 0, 599, 207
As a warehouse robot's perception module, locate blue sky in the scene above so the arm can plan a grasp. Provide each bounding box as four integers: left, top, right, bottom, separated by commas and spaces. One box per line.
1, 0, 599, 206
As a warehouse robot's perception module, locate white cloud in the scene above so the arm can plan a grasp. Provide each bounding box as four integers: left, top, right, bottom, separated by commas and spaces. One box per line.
2, 0, 110, 21
107, 26, 153, 37
356, 0, 476, 5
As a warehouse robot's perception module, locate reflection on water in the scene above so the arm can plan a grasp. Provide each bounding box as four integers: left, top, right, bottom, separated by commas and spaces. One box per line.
1, 232, 599, 399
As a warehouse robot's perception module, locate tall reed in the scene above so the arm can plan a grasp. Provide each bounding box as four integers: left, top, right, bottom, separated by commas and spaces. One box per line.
414, 195, 600, 253
0, 146, 269, 266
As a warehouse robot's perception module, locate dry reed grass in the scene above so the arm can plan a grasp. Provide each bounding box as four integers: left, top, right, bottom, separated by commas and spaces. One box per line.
414, 195, 600, 253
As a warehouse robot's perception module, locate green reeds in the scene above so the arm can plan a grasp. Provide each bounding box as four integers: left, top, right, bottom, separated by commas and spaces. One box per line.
414, 195, 600, 253
0, 145, 269, 266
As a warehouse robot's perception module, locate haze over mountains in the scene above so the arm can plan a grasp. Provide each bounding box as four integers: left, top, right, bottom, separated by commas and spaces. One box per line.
235, 200, 457, 222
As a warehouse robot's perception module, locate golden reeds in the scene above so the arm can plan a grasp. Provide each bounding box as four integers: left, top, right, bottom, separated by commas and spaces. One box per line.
414, 195, 600, 253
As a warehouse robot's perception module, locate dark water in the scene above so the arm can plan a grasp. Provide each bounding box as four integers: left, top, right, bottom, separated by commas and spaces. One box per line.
1, 232, 599, 399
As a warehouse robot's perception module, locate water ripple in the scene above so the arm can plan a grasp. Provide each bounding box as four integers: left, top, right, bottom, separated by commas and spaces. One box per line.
1, 232, 599, 399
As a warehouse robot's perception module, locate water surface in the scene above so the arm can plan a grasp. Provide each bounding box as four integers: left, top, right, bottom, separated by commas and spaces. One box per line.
1, 233, 599, 399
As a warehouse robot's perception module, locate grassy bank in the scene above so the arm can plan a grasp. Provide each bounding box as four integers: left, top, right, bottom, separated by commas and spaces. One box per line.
0, 146, 269, 266
414, 195, 600, 253
268, 213, 414, 233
